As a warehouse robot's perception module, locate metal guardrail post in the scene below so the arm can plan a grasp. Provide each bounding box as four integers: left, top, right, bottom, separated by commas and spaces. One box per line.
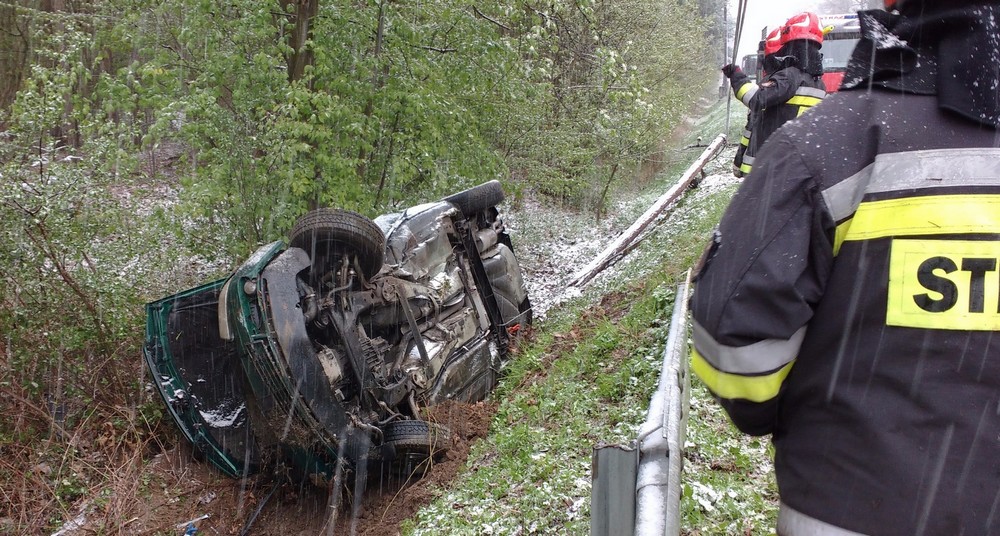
591, 444, 639, 536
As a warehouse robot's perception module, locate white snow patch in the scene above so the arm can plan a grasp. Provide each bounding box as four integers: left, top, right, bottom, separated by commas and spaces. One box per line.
200, 400, 246, 428
504, 144, 741, 321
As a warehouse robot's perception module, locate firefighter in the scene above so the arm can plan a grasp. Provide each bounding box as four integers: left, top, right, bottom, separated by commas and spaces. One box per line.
690, 0, 1000, 533
722, 12, 827, 176
732, 27, 782, 177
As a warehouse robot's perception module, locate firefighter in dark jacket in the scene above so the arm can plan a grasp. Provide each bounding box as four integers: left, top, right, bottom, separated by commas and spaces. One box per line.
733, 27, 783, 177
723, 12, 827, 176
691, 0, 1000, 534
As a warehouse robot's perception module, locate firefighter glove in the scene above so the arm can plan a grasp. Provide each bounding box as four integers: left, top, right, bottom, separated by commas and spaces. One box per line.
721, 64, 741, 78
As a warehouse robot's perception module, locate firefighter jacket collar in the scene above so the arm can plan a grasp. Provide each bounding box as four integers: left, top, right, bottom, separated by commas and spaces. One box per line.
841, 6, 1000, 127
773, 40, 824, 77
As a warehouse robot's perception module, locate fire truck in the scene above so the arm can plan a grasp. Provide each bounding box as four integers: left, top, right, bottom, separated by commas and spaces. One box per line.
818, 13, 861, 92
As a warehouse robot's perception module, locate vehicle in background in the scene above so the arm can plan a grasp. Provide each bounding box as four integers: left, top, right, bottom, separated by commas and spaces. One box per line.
818, 13, 861, 92
740, 52, 760, 81
143, 180, 532, 483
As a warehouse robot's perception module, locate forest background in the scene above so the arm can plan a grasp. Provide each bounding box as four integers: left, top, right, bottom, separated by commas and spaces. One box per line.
0, 0, 877, 532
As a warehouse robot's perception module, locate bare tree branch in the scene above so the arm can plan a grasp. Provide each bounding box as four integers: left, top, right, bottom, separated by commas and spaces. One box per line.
411, 44, 457, 53
471, 5, 511, 32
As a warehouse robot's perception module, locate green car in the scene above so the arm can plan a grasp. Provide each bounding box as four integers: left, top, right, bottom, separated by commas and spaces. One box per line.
143, 181, 532, 482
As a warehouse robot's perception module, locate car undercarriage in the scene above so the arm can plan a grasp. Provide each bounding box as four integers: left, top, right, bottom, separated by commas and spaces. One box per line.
144, 181, 531, 483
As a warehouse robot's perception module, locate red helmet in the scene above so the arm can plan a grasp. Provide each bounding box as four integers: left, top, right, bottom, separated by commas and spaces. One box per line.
764, 27, 783, 56
781, 12, 823, 44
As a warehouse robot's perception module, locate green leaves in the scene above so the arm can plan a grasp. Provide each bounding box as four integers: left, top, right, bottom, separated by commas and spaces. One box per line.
0, 0, 724, 421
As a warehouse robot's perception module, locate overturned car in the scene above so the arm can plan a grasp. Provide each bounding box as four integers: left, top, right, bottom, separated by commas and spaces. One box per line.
143, 181, 531, 481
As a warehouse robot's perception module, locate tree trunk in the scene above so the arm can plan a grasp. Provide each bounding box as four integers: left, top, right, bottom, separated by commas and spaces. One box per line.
355, 0, 389, 182
596, 162, 619, 221
0, 1, 34, 116
280, 0, 320, 84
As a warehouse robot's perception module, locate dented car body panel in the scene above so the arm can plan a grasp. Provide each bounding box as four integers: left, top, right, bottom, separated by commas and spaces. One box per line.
143, 279, 258, 477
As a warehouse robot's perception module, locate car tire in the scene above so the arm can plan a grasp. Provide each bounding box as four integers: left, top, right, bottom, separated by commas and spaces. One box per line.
289, 208, 386, 281
382, 420, 452, 476
383, 419, 453, 451
444, 180, 505, 217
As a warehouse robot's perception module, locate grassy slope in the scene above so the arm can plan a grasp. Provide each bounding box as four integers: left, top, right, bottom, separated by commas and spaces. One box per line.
402, 98, 779, 535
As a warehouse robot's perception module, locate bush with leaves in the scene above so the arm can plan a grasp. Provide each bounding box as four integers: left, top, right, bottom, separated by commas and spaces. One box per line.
0, 7, 207, 530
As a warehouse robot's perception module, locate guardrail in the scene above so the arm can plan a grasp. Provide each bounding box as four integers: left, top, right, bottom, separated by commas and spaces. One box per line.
591, 271, 692, 536
568, 134, 726, 288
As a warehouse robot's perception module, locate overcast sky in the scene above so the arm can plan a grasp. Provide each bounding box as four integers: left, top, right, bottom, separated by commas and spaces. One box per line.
730, 0, 822, 60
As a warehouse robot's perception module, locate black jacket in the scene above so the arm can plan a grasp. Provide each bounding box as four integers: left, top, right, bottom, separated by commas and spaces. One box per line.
733, 113, 752, 176
691, 6, 1000, 535
728, 51, 825, 175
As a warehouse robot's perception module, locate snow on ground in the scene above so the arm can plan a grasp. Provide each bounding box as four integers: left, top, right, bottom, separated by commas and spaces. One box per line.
501, 197, 616, 319
503, 144, 742, 321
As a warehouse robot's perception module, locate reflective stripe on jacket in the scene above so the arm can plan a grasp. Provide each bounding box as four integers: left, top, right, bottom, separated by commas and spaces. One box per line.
777, 504, 867, 536
690, 87, 1000, 535
788, 86, 825, 116
733, 115, 753, 177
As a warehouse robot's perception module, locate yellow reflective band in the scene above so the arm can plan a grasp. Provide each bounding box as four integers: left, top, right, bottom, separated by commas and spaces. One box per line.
740, 136, 751, 146
691, 348, 795, 403
834, 221, 852, 256
887, 239, 1000, 331
740, 163, 753, 174
736, 82, 757, 101
787, 96, 823, 107
834, 194, 1000, 255
789, 95, 823, 117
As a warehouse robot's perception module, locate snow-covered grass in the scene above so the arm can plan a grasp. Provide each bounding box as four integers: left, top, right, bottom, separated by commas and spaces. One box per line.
402, 97, 780, 535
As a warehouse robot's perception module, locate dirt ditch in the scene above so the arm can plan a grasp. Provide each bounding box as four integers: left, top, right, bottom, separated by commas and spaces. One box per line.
125, 400, 495, 535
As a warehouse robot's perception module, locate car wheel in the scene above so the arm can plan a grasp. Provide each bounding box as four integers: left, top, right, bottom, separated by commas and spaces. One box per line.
517, 296, 533, 326
382, 420, 452, 477
444, 180, 505, 217
289, 208, 386, 281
